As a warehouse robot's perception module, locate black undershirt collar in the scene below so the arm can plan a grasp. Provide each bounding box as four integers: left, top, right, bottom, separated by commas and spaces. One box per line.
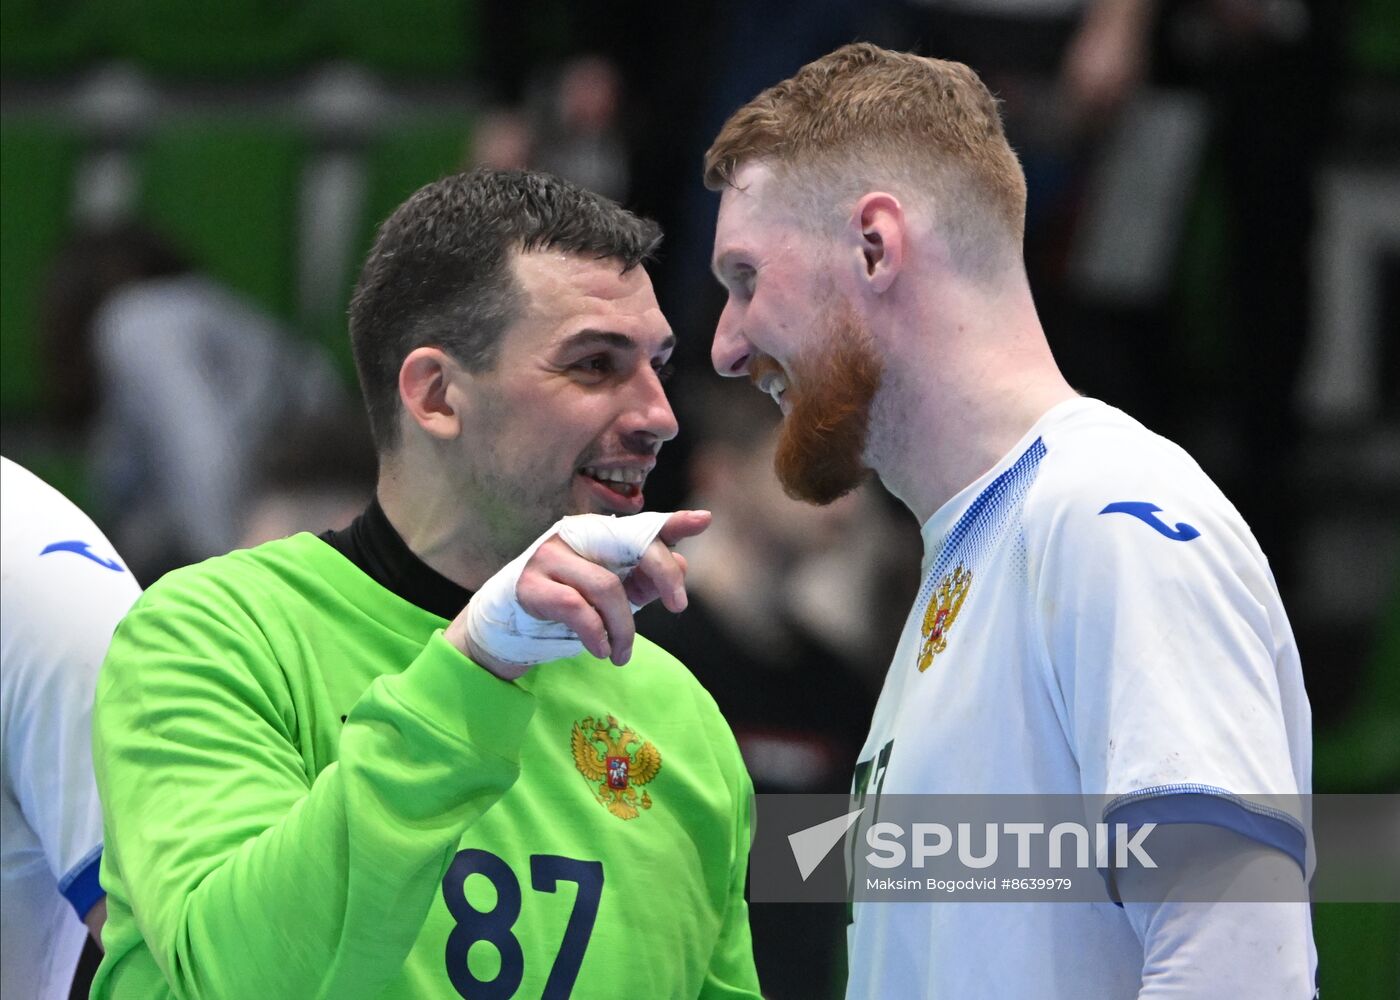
320, 497, 473, 621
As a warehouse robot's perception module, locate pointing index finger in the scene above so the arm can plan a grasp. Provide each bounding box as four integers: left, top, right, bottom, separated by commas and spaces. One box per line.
657, 509, 712, 547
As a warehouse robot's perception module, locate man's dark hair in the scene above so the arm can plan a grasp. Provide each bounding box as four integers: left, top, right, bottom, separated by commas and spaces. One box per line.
348, 168, 663, 452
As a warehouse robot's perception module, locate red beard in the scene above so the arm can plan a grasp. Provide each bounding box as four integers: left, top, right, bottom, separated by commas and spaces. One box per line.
751, 303, 883, 505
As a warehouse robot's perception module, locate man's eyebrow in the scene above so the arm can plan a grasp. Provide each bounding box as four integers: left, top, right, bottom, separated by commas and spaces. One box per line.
559, 330, 676, 353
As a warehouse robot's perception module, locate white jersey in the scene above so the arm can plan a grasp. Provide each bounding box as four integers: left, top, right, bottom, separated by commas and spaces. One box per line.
2, 457, 141, 1000
846, 398, 1313, 999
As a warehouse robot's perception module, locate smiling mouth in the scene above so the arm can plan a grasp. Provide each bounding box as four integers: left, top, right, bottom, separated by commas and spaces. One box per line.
579, 465, 647, 499
756, 373, 788, 409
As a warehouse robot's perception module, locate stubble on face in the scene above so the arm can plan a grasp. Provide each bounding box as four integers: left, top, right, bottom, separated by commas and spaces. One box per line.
751, 299, 884, 506
461, 380, 662, 566
456, 389, 571, 559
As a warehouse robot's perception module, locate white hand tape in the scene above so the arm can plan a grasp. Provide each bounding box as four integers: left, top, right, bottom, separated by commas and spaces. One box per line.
555, 511, 669, 575
465, 512, 673, 667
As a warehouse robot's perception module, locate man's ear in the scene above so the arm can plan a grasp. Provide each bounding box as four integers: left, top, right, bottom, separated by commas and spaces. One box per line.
849, 192, 905, 295
398, 346, 465, 441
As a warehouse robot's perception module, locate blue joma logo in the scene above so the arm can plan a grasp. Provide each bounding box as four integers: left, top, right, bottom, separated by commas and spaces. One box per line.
39, 540, 126, 572
1098, 502, 1200, 542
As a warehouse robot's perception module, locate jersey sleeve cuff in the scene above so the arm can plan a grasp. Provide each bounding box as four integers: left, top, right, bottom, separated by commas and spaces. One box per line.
1104, 784, 1308, 873
389, 629, 537, 763
58, 844, 105, 920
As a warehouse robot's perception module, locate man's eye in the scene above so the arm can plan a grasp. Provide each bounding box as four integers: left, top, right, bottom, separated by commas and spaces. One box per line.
575, 356, 614, 376
654, 361, 676, 385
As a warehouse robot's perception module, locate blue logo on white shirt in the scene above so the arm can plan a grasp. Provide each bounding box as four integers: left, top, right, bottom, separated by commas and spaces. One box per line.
1098, 502, 1200, 542
39, 540, 126, 572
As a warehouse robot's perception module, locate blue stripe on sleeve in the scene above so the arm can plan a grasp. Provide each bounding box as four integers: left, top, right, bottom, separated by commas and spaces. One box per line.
1095, 785, 1308, 906
1104, 784, 1308, 875
58, 844, 105, 920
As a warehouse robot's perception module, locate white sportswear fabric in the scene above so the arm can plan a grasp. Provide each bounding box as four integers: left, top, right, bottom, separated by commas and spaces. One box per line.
844, 398, 1314, 999
2, 457, 141, 1000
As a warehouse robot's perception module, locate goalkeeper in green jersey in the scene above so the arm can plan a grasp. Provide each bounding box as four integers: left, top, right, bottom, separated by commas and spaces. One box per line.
90, 169, 762, 1000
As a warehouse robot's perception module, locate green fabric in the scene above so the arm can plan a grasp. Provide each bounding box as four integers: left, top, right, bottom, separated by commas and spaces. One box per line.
93, 532, 760, 999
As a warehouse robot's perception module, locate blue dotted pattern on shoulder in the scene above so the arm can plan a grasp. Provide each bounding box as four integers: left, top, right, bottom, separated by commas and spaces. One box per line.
917, 437, 1048, 610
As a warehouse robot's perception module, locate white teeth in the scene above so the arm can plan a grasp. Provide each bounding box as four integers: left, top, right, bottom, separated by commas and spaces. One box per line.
760, 375, 787, 408
582, 467, 645, 484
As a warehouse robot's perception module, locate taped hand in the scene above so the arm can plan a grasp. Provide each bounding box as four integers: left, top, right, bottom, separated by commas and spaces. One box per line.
446, 510, 710, 680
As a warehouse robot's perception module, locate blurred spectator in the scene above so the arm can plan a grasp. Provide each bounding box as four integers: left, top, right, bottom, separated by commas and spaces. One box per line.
468, 108, 535, 171
463, 56, 629, 202
663, 0, 863, 372
1060, 0, 1156, 128
40, 224, 350, 582
1148, 0, 1343, 597
868, 1, 1153, 427
1, 457, 142, 1000
533, 55, 630, 202
876, 0, 1092, 304
237, 411, 378, 550
637, 381, 903, 1000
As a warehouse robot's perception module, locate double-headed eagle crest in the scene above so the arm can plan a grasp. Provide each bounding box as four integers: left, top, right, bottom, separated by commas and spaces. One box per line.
570, 715, 662, 820
917, 564, 972, 672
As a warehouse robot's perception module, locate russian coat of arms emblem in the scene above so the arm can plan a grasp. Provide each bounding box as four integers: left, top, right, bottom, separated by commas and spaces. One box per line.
917, 564, 972, 672
571, 715, 662, 820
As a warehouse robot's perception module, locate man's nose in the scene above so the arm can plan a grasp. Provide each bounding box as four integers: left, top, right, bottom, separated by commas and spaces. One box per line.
711, 298, 753, 378
623, 366, 679, 445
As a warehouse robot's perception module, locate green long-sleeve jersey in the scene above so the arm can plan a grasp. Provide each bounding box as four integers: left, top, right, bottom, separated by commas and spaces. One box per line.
91, 533, 760, 999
